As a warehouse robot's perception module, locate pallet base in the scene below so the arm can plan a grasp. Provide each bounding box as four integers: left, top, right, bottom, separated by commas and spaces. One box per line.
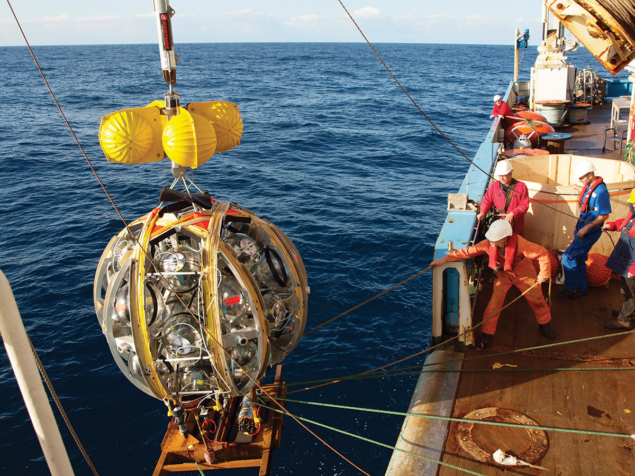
153, 365, 286, 476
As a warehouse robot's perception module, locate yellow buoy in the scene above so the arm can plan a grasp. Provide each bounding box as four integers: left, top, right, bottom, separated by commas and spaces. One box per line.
186, 101, 243, 153
162, 109, 217, 168
99, 107, 164, 164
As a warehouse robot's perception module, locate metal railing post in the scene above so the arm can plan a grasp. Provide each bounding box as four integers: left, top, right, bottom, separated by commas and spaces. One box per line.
0, 270, 75, 476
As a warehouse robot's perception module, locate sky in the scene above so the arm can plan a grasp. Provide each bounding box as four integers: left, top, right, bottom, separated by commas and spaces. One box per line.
1, 0, 542, 46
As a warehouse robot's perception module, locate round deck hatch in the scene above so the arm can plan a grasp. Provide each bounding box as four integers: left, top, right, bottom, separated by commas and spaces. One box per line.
456, 407, 549, 467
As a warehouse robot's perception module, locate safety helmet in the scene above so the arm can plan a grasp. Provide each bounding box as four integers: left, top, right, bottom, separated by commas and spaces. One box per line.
494, 160, 513, 176
485, 219, 513, 242
493, 95, 502, 102
574, 161, 596, 179
628, 188, 635, 204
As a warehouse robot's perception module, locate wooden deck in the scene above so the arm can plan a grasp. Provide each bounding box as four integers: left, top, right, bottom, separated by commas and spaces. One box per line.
435, 100, 635, 475
563, 102, 626, 161
437, 272, 635, 476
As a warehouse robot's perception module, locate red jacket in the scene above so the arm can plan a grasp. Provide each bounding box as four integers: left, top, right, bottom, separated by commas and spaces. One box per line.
492, 101, 514, 129
605, 210, 635, 275
480, 180, 530, 236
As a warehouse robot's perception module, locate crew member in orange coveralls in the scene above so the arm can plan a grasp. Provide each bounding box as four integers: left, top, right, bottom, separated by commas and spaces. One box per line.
430, 219, 555, 348
477, 160, 530, 236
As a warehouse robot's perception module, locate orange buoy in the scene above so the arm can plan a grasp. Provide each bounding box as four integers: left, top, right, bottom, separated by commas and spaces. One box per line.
505, 120, 555, 149
532, 249, 560, 279
585, 253, 612, 287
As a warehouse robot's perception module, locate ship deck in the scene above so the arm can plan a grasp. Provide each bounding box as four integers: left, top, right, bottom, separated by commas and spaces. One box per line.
387, 99, 635, 475
564, 102, 626, 160
437, 272, 635, 476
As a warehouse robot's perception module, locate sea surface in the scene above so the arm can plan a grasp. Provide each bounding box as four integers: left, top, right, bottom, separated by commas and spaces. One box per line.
0, 42, 628, 475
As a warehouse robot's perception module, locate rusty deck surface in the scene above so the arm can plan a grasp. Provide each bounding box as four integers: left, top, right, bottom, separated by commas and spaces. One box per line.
563, 101, 627, 161
437, 272, 635, 476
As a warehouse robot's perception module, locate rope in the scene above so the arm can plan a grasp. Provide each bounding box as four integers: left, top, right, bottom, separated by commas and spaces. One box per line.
303, 265, 432, 336
273, 397, 635, 440
28, 337, 100, 476
280, 366, 635, 390
255, 402, 487, 476
7, 4, 368, 474
338, 0, 617, 244
289, 281, 540, 394
287, 329, 635, 394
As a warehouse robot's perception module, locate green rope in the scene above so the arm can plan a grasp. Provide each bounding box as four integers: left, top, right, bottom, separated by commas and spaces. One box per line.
255, 402, 486, 476
280, 366, 635, 389
271, 397, 635, 440
194, 461, 206, 476
284, 329, 635, 391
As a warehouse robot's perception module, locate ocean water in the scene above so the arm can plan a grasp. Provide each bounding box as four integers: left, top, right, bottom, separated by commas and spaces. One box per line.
0, 42, 626, 475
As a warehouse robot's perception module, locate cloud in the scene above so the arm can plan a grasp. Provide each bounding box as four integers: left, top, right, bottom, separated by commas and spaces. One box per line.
284, 14, 325, 30
353, 7, 382, 19
464, 15, 493, 25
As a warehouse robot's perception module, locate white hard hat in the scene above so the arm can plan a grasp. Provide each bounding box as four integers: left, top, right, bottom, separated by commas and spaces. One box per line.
495, 160, 513, 176
493, 95, 502, 102
574, 161, 596, 179
485, 219, 513, 242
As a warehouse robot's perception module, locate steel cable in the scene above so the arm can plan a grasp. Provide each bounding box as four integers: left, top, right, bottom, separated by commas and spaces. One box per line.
596, 0, 635, 41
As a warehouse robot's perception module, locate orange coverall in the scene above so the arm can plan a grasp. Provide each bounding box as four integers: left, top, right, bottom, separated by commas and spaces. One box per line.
445, 235, 552, 335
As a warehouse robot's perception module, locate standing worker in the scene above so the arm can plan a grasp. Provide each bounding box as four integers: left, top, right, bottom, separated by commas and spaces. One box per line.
477, 160, 530, 236
558, 161, 611, 299
490, 95, 514, 130
430, 220, 555, 349
603, 188, 635, 329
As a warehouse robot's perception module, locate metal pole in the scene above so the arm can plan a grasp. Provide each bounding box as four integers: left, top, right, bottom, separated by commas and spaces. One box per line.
514, 28, 519, 83
0, 270, 75, 476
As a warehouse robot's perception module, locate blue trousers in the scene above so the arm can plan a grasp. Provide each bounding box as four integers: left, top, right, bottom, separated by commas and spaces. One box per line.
562, 232, 601, 292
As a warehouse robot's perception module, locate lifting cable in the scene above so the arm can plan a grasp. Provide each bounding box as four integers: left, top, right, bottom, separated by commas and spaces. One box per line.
286, 329, 635, 393
7, 3, 370, 474
290, 281, 540, 394
255, 402, 488, 476
337, 0, 618, 246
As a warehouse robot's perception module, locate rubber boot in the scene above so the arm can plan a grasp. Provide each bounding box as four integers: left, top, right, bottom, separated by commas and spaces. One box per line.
539, 322, 556, 339
478, 333, 493, 349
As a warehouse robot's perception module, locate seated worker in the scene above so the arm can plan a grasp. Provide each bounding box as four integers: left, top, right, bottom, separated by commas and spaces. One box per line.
490, 95, 514, 130
477, 160, 529, 236
558, 161, 611, 300
430, 219, 555, 349
603, 188, 635, 329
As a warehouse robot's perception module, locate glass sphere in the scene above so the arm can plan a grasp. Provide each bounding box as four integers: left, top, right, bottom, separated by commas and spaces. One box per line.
230, 341, 258, 374
219, 277, 248, 324
154, 248, 200, 293
161, 313, 204, 358
262, 292, 286, 331
113, 283, 163, 331
128, 352, 144, 382
180, 365, 215, 392
223, 233, 261, 271
112, 236, 134, 272
255, 247, 291, 290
